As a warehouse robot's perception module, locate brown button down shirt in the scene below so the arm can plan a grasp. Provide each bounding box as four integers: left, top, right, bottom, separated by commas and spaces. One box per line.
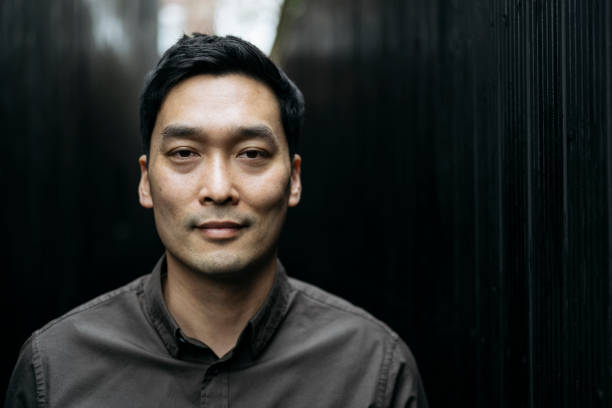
6, 256, 428, 407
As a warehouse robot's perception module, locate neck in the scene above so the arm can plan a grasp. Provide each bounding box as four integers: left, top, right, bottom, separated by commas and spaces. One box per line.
163, 253, 277, 358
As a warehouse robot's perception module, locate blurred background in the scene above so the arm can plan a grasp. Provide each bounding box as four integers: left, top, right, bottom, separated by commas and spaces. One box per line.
1, 0, 611, 406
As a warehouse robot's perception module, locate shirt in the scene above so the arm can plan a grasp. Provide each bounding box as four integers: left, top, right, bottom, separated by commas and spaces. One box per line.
5, 256, 428, 408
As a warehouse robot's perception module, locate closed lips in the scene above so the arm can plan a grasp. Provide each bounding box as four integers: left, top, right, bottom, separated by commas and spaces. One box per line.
197, 221, 243, 229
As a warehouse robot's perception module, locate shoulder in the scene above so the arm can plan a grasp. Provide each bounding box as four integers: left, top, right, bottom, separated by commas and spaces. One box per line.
288, 277, 400, 341
29, 274, 152, 367
8, 275, 151, 407
36, 275, 147, 340
283, 278, 426, 407
285, 276, 411, 367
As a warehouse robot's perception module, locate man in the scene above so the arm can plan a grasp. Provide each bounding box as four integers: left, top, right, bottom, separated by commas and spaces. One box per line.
6, 34, 428, 407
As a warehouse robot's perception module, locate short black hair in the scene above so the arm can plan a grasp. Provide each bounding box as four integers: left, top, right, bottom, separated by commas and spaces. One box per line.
139, 33, 304, 157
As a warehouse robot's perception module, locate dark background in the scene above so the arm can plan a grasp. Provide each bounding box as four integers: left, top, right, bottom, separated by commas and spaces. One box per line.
2, 1, 611, 407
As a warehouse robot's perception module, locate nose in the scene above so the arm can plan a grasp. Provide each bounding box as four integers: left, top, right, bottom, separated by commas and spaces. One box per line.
198, 156, 239, 205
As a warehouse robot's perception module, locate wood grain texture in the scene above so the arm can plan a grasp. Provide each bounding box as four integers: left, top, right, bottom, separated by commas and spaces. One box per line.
274, 0, 611, 406
0, 0, 160, 400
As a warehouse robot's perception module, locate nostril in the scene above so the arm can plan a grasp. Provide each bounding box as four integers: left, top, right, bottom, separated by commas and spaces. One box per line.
201, 193, 237, 205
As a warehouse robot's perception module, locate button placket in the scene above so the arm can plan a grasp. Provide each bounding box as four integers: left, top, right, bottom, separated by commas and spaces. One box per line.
200, 364, 229, 408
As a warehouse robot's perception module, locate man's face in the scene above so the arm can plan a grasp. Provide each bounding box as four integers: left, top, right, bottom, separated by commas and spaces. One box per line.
138, 74, 302, 277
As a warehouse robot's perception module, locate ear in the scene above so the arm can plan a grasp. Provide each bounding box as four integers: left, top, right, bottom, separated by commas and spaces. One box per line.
288, 154, 302, 207
138, 155, 153, 208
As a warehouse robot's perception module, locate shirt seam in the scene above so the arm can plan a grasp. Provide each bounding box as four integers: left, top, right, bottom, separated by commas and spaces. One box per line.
36, 277, 145, 336
375, 334, 399, 408
293, 284, 398, 337
31, 333, 47, 408
293, 283, 401, 408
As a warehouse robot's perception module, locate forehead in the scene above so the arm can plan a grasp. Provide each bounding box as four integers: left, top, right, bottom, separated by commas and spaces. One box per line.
153, 74, 283, 140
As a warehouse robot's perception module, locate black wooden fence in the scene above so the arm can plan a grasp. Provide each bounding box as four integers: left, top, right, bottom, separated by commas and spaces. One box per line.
274, 0, 611, 406
0, 0, 160, 400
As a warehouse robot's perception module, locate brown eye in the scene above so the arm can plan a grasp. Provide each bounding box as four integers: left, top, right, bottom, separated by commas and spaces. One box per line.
171, 149, 197, 159
238, 149, 268, 159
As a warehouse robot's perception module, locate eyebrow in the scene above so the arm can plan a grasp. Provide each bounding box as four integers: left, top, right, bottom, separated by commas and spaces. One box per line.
160, 124, 279, 146
234, 125, 278, 145
160, 124, 203, 141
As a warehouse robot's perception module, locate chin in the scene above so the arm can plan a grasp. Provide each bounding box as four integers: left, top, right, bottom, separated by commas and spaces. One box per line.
179, 250, 271, 280
186, 252, 243, 274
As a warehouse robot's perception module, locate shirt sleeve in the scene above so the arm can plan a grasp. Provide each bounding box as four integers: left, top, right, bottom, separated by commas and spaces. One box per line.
5, 336, 40, 408
384, 337, 429, 408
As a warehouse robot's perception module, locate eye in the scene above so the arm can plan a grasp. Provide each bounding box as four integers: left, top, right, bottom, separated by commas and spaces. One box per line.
170, 149, 198, 160
238, 149, 269, 159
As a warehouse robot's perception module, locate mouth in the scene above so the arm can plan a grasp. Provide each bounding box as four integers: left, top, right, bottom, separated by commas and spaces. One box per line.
195, 220, 246, 240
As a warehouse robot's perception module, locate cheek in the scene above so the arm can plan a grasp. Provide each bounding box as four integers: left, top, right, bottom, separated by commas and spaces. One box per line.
241, 170, 290, 213
149, 170, 198, 218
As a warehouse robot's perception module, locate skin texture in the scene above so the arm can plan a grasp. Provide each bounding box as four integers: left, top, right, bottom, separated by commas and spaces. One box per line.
137, 74, 302, 356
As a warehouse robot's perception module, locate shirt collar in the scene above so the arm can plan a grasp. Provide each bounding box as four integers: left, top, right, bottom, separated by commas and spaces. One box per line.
142, 254, 295, 360
247, 259, 294, 357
